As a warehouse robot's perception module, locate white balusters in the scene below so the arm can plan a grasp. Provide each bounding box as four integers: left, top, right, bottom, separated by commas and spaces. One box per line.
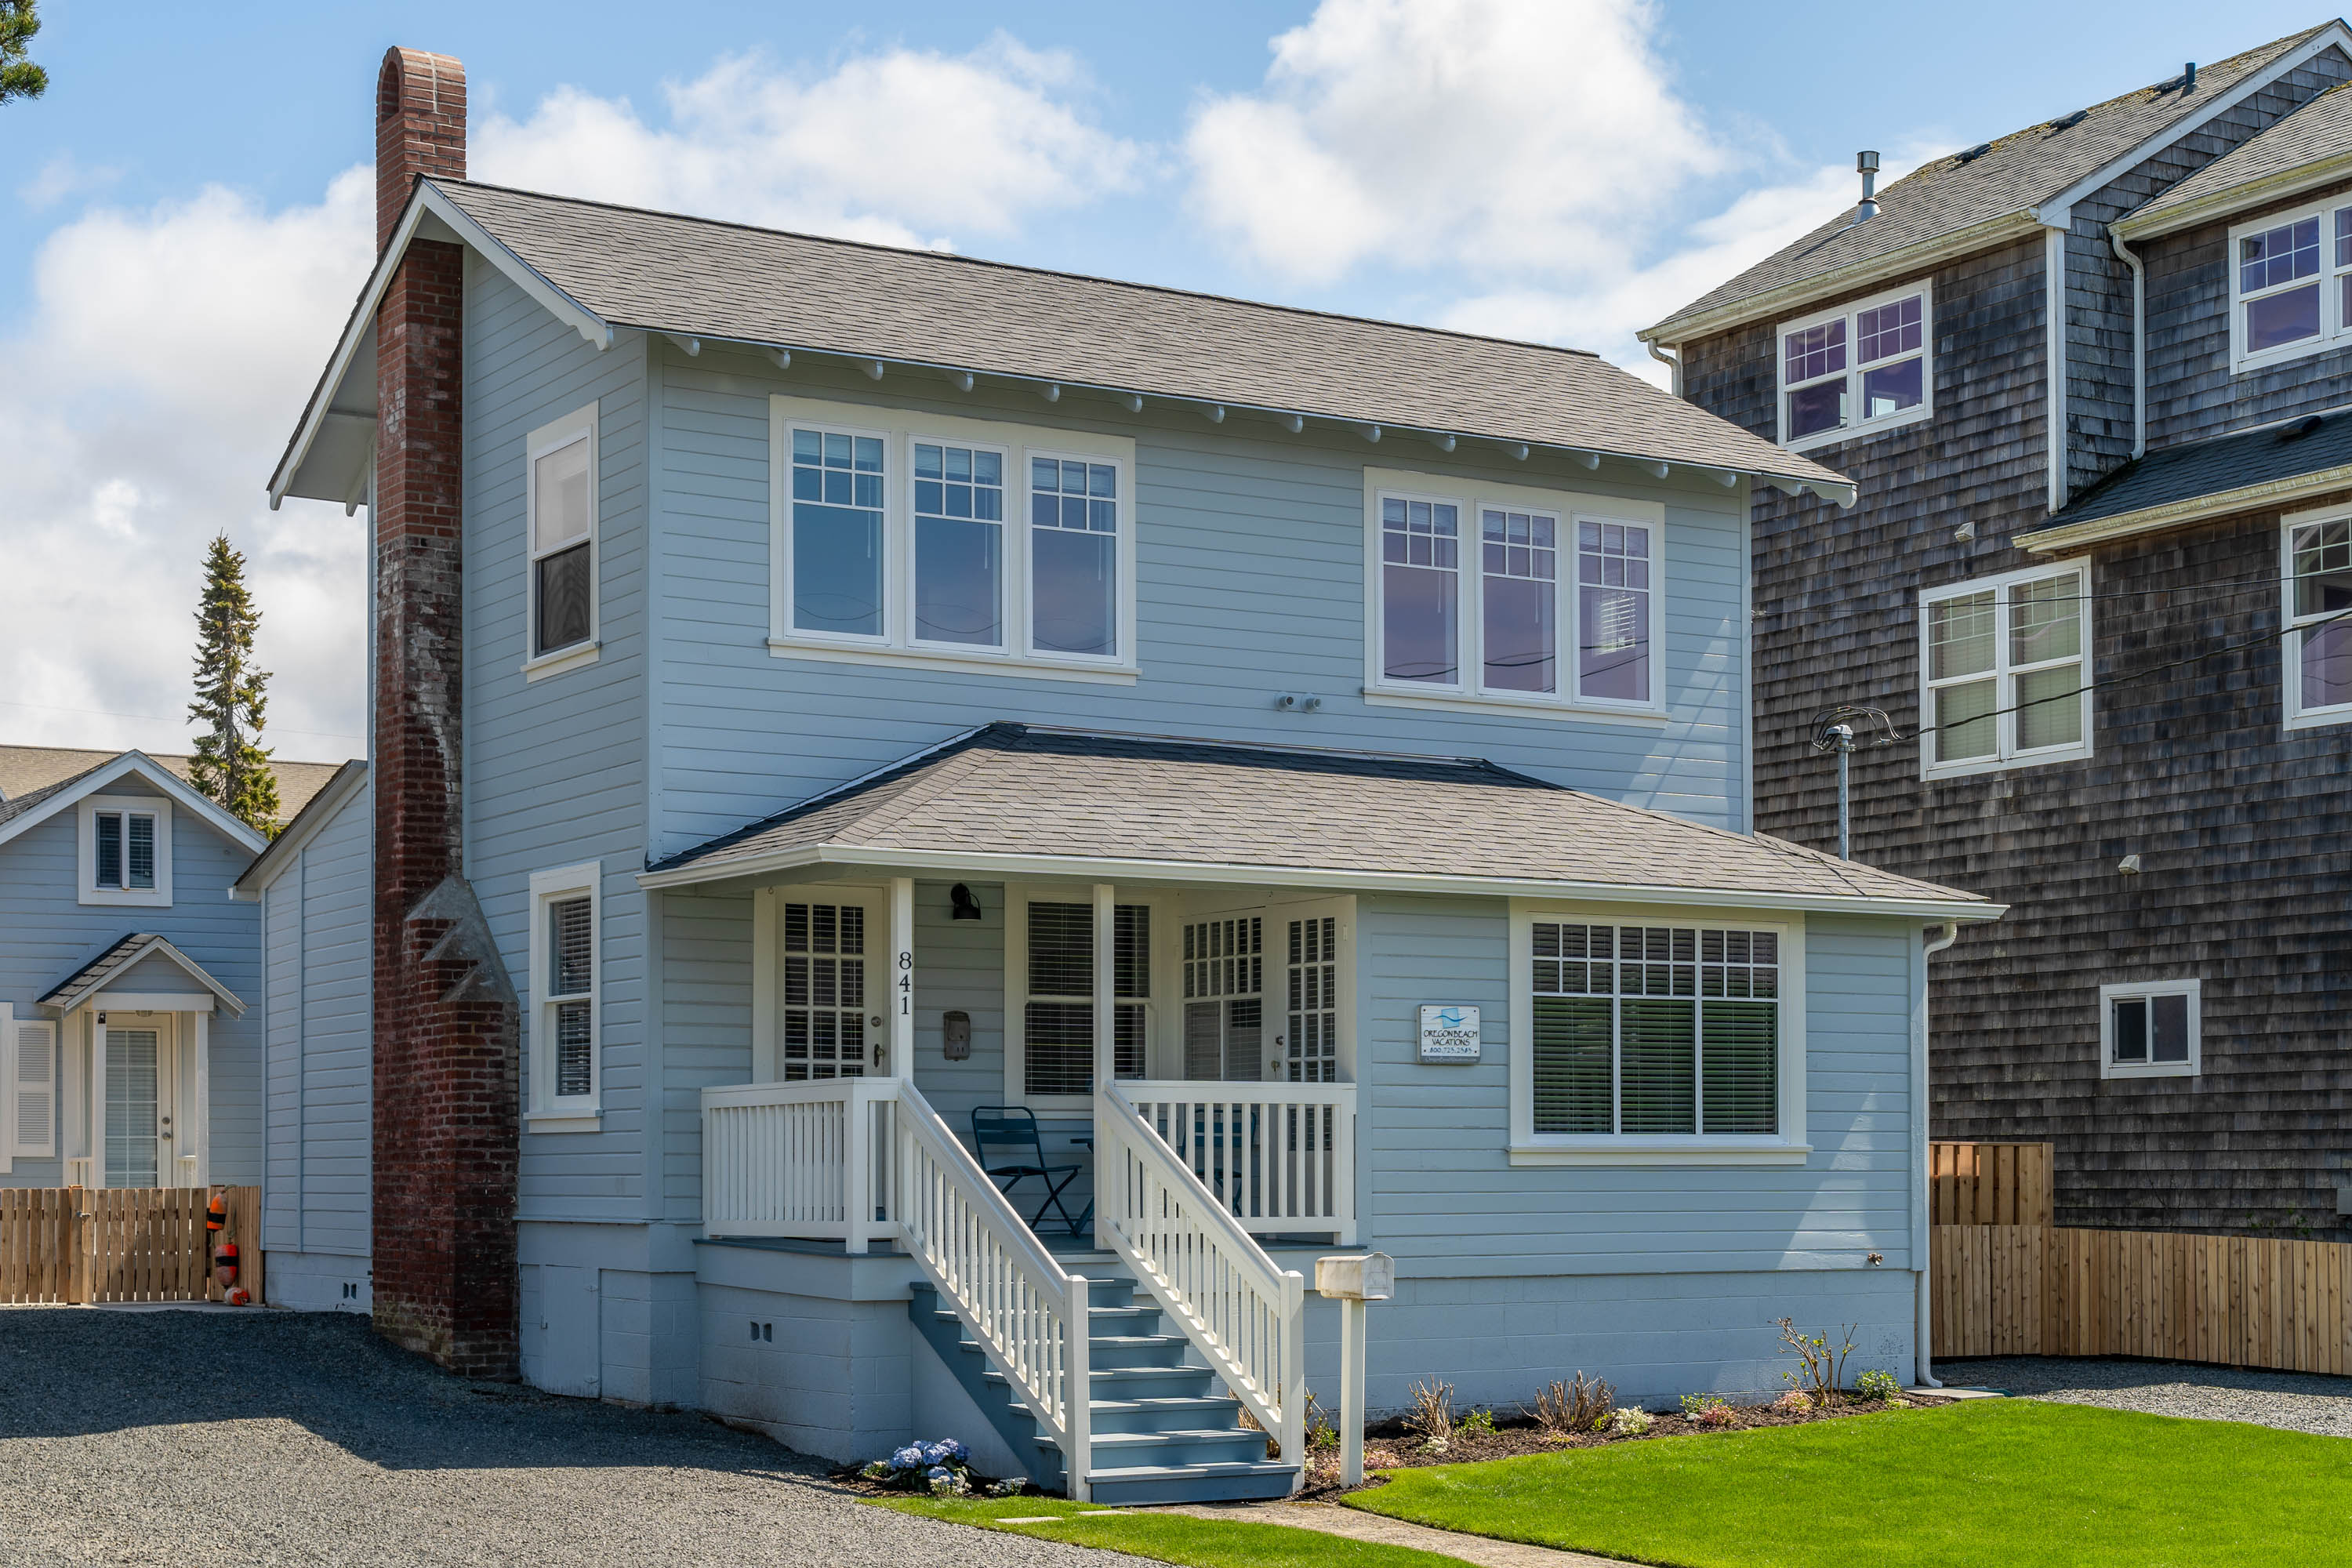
1122, 1082, 1356, 1243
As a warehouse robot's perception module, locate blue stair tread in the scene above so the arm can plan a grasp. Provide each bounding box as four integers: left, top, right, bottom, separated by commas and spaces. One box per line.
1076, 1428, 1270, 1451
1087, 1461, 1298, 1481
1084, 1461, 1301, 1504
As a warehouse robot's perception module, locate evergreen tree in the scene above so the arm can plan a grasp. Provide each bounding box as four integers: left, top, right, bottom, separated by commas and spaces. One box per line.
187, 534, 281, 834
0, 1, 46, 105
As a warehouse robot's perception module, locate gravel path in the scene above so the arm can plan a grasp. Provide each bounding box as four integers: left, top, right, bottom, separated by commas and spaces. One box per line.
1938, 1356, 2352, 1439
0, 1306, 1144, 1568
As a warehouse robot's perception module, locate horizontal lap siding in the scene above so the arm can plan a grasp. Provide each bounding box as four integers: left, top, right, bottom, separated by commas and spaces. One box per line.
1356, 897, 1915, 1277
463, 259, 649, 1223
301, 781, 372, 1254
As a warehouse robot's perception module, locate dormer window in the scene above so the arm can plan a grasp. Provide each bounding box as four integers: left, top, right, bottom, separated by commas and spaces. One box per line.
1776, 282, 1933, 451
2230, 203, 2352, 372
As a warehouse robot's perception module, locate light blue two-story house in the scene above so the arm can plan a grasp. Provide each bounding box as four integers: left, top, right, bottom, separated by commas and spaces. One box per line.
260, 46, 1997, 1505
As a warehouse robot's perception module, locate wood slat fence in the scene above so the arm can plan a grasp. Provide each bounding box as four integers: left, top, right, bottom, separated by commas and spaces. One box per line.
0, 1186, 263, 1305
1929, 1143, 2352, 1374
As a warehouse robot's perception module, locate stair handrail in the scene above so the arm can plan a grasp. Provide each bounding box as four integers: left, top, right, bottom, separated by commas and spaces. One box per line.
887, 1079, 1092, 1496
1096, 1080, 1306, 1476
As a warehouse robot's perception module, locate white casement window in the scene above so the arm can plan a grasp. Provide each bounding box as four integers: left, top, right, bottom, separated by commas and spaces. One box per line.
78, 795, 172, 907
1508, 909, 1807, 1165
2229, 203, 2352, 372
2099, 978, 2200, 1080
2283, 507, 2352, 728
1364, 470, 1665, 718
1005, 891, 1151, 1109
1919, 564, 2092, 778
1777, 281, 1933, 450
768, 396, 1137, 681
524, 403, 599, 677
526, 862, 601, 1129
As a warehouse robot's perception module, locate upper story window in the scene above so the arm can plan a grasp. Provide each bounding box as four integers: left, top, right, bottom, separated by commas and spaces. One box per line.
526, 862, 601, 1130
1776, 282, 1933, 451
2284, 508, 2352, 729
524, 403, 599, 677
78, 795, 171, 908
1919, 564, 2091, 779
1364, 468, 1665, 720
768, 396, 1136, 682
2227, 203, 2352, 372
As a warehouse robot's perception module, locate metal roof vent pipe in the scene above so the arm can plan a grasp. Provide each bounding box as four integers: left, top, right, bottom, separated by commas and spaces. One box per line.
1854, 151, 1881, 223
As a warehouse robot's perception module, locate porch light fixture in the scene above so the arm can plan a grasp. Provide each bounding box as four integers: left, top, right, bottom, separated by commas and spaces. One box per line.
950, 884, 984, 921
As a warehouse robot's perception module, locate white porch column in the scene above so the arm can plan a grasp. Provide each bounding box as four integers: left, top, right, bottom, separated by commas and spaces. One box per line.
750, 889, 777, 1082
888, 877, 915, 1078
1091, 883, 1115, 1093
90, 1012, 107, 1191
192, 1009, 210, 1189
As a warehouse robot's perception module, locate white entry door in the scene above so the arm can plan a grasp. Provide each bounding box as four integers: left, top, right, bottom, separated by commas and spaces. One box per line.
100, 1014, 177, 1189
1269, 898, 1353, 1083
1181, 913, 1265, 1082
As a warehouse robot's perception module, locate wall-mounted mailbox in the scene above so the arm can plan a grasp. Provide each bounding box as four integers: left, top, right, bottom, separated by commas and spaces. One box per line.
942, 1010, 972, 1061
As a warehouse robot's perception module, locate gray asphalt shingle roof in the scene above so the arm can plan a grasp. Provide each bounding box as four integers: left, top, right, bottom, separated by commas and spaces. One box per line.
429, 180, 1847, 488
0, 746, 348, 824
2127, 80, 2352, 229
2038, 405, 2352, 529
644, 722, 1987, 909
1647, 24, 2336, 338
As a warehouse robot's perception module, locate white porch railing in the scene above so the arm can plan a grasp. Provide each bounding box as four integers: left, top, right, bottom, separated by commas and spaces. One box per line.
1096, 1080, 1306, 1479
1123, 1081, 1356, 1243
701, 1077, 898, 1252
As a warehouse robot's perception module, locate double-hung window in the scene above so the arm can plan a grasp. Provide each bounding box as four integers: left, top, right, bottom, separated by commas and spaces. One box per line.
1777, 282, 1931, 449
527, 862, 601, 1128
1014, 896, 1149, 1104
1919, 564, 2090, 776
769, 397, 1135, 678
525, 405, 597, 672
2285, 509, 2352, 728
1367, 471, 1663, 715
78, 795, 170, 907
2230, 204, 2352, 371
1511, 913, 1805, 1163
2099, 978, 2199, 1080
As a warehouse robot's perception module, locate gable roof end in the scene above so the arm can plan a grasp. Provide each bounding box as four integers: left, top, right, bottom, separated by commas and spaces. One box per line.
38, 933, 248, 1016
232, 758, 368, 898
2116, 79, 2352, 240
0, 750, 269, 856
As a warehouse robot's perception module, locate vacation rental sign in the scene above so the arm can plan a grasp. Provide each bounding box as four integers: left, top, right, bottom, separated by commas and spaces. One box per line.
1417, 1004, 1481, 1062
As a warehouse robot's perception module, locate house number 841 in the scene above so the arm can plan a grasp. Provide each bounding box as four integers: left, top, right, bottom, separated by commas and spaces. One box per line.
898, 950, 913, 1014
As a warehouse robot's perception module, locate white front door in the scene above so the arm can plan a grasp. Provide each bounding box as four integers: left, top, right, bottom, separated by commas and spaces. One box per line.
99, 1013, 178, 1189
1269, 898, 1354, 1084
1181, 913, 1266, 1082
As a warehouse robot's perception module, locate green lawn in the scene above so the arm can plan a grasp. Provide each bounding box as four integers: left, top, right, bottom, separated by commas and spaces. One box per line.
873, 1493, 1471, 1567
1349, 1400, 2352, 1568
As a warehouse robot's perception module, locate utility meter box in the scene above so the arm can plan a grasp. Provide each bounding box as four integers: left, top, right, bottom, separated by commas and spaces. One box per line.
1315, 1252, 1395, 1301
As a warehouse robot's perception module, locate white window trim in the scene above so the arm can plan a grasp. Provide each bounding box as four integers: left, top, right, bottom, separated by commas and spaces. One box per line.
525, 861, 602, 1131
2228, 201, 2352, 376
1776, 279, 1935, 452
77, 794, 172, 907
2281, 503, 2352, 731
767, 396, 1140, 681
1918, 561, 2094, 780
1506, 901, 1810, 1167
521, 402, 601, 678
1361, 468, 1669, 719
2098, 978, 2201, 1080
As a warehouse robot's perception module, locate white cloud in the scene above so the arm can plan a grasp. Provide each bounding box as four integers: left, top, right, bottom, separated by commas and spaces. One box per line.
16, 152, 122, 210
475, 35, 1144, 246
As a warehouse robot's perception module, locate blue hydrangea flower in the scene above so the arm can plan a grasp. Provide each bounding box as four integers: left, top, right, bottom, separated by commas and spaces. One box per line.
891, 1445, 926, 1469
926, 1465, 952, 1481
936, 1439, 968, 1462
919, 1442, 948, 1465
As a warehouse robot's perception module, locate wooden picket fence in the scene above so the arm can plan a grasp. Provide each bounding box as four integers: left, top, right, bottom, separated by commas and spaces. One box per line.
1929, 1143, 2352, 1374
0, 1185, 263, 1306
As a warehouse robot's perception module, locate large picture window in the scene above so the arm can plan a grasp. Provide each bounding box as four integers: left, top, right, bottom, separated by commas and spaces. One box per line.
768, 397, 1135, 679
2285, 510, 2352, 728
1776, 283, 1932, 450
2230, 202, 2352, 372
524, 404, 598, 673
1919, 564, 2091, 776
1367, 472, 1662, 716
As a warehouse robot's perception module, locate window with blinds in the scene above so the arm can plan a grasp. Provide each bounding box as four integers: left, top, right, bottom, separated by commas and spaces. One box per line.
548, 895, 595, 1097
1285, 916, 1338, 1083
1530, 923, 1779, 1136
93, 810, 158, 891
1024, 901, 1149, 1095
782, 901, 867, 1080
1183, 916, 1262, 1082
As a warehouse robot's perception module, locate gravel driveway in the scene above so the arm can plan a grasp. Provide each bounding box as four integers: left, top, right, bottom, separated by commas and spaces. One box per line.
0, 1306, 1142, 1568
1938, 1355, 2352, 1439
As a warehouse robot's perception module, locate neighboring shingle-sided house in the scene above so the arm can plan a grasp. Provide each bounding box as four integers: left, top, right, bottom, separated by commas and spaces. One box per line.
257, 46, 1994, 1501
0, 746, 342, 1192
1643, 20, 2352, 1238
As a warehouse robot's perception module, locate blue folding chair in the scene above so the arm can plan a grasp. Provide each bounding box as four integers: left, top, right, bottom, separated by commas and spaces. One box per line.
971, 1105, 1086, 1238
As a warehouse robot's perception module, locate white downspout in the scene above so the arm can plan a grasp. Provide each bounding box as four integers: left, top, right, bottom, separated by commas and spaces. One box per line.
1913, 920, 1960, 1388
1645, 339, 1683, 397
2044, 226, 2069, 516
2110, 227, 2147, 458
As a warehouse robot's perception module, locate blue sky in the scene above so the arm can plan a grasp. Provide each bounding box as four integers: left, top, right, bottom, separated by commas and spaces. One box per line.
3, 0, 2341, 760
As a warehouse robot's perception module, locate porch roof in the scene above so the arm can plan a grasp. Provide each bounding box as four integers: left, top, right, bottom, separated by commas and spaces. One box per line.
39, 933, 247, 1017
640, 724, 1998, 920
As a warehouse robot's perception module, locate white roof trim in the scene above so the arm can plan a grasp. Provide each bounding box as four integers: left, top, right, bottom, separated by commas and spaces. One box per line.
635, 841, 2002, 922
0, 752, 267, 858
2114, 146, 2352, 241
230, 758, 368, 898
2017, 459, 2352, 554
41, 935, 248, 1018
267, 181, 615, 510
2037, 25, 2352, 229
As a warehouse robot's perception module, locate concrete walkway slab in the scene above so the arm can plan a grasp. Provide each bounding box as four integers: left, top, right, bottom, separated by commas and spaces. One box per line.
1159, 1498, 1627, 1567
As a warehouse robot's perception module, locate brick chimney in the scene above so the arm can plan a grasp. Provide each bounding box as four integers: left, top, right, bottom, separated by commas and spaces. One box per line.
370, 45, 521, 1378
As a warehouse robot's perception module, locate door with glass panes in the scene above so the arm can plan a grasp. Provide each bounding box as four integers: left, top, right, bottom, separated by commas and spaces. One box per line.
99, 1013, 177, 1189
1269, 898, 1350, 1083
768, 894, 880, 1080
